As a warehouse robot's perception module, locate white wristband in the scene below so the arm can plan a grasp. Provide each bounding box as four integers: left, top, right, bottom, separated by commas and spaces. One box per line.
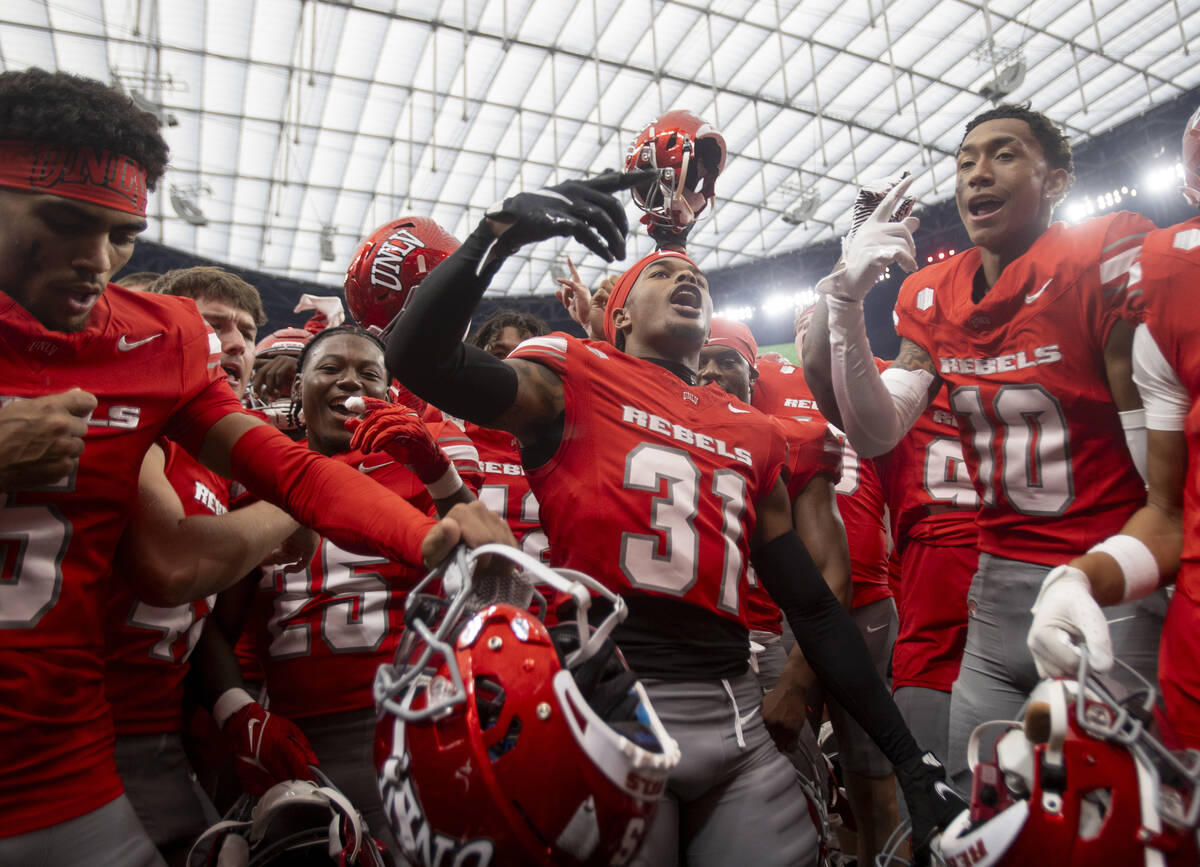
425, 464, 464, 500
213, 687, 255, 729
1088, 534, 1159, 602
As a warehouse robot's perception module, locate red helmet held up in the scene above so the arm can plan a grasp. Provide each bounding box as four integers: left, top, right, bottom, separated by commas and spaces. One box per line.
374, 545, 679, 866
624, 109, 726, 232
344, 217, 460, 335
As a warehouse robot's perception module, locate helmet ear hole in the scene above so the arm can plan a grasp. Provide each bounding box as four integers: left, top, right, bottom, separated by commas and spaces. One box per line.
475, 676, 506, 730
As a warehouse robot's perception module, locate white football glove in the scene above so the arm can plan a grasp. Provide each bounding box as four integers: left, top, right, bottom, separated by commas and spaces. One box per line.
1028, 565, 1114, 678
817, 173, 920, 303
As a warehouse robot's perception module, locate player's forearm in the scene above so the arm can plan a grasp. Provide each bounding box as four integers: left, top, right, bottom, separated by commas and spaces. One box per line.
386, 223, 520, 424
752, 530, 921, 769
795, 482, 853, 608
775, 644, 819, 695
126, 501, 297, 607
186, 617, 251, 710
824, 295, 930, 457
800, 298, 846, 430
1070, 502, 1182, 606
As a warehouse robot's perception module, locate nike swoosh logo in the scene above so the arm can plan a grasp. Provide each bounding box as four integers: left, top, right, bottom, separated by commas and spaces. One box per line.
866, 622, 889, 633
247, 717, 262, 752
1024, 278, 1052, 304
738, 706, 760, 726
728, 405, 751, 414
358, 460, 394, 473
117, 333, 164, 351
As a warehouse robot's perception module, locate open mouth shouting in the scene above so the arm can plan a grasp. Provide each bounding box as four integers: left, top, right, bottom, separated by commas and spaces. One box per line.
669, 283, 704, 316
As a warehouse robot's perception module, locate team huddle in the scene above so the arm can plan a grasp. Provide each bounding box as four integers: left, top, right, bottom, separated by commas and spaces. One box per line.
1, 65, 1199, 867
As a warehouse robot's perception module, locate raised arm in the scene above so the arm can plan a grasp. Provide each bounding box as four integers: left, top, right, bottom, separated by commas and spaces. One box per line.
387, 171, 652, 442
817, 176, 942, 457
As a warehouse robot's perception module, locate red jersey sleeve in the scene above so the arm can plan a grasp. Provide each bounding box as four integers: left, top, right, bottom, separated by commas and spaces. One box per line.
427, 417, 483, 493
772, 416, 841, 501
1091, 211, 1155, 345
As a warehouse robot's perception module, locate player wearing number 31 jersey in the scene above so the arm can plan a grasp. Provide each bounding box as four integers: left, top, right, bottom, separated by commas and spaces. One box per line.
386, 172, 965, 867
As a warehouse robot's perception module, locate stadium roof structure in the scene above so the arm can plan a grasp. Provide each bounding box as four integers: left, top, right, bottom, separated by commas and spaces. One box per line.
4, 0, 1199, 296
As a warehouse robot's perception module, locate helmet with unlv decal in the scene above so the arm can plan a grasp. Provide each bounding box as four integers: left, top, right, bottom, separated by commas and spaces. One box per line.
344, 217, 460, 335
625, 109, 726, 232
1182, 105, 1200, 206
374, 545, 680, 867
927, 653, 1200, 867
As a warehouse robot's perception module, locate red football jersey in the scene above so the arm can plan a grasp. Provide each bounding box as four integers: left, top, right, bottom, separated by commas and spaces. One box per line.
508, 335, 787, 627
1123, 217, 1200, 605
0, 284, 243, 835
874, 390, 979, 551
753, 360, 892, 609
873, 392, 979, 692
251, 451, 431, 719
745, 415, 843, 634
466, 422, 548, 562
894, 213, 1152, 565
104, 441, 230, 734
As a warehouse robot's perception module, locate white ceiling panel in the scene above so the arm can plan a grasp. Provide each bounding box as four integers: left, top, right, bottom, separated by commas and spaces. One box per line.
4, 0, 1196, 294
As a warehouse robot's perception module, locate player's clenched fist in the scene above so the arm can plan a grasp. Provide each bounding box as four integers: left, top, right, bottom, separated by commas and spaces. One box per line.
0, 388, 97, 492
420, 500, 517, 570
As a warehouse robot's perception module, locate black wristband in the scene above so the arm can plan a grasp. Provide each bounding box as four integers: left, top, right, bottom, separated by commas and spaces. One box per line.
751, 531, 921, 769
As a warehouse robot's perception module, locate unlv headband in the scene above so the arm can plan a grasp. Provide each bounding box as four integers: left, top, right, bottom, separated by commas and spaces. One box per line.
0, 140, 148, 217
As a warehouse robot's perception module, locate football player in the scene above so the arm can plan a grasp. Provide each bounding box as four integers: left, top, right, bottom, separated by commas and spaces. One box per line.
0, 69, 509, 867
753, 305, 900, 863
811, 105, 1165, 786
1026, 105, 1200, 749
104, 266, 315, 866
805, 290, 981, 768
384, 171, 964, 865
236, 325, 483, 852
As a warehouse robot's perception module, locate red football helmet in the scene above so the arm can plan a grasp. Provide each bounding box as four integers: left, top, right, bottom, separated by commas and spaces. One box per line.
1182, 105, 1200, 206
374, 545, 680, 867
625, 109, 726, 231
344, 217, 460, 335
246, 327, 311, 432
933, 654, 1200, 867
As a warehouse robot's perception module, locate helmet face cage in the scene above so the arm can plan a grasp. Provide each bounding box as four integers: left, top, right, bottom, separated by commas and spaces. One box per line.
373, 544, 681, 866
244, 328, 311, 431
625, 110, 726, 231
344, 217, 460, 335
933, 651, 1200, 867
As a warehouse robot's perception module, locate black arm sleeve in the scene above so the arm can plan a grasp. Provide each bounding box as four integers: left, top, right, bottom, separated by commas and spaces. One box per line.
751, 530, 921, 769
386, 222, 521, 425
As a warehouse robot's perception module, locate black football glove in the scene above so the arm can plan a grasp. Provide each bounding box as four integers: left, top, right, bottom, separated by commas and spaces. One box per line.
483, 169, 656, 263
896, 751, 968, 865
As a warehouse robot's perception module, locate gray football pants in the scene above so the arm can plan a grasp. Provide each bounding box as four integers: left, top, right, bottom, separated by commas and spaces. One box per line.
297, 707, 399, 856
0, 794, 166, 867
947, 553, 1167, 788
630, 671, 820, 867
115, 732, 219, 867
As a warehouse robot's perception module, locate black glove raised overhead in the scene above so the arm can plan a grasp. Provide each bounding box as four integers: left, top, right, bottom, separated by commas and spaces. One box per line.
897, 751, 969, 865
483, 169, 656, 264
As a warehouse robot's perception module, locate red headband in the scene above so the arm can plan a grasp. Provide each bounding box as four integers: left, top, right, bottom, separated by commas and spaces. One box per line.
0, 140, 148, 216
603, 250, 698, 344
706, 316, 758, 369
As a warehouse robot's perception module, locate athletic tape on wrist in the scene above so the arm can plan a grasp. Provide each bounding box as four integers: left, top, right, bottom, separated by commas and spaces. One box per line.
1088, 534, 1159, 602
213, 687, 255, 729
425, 464, 463, 500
